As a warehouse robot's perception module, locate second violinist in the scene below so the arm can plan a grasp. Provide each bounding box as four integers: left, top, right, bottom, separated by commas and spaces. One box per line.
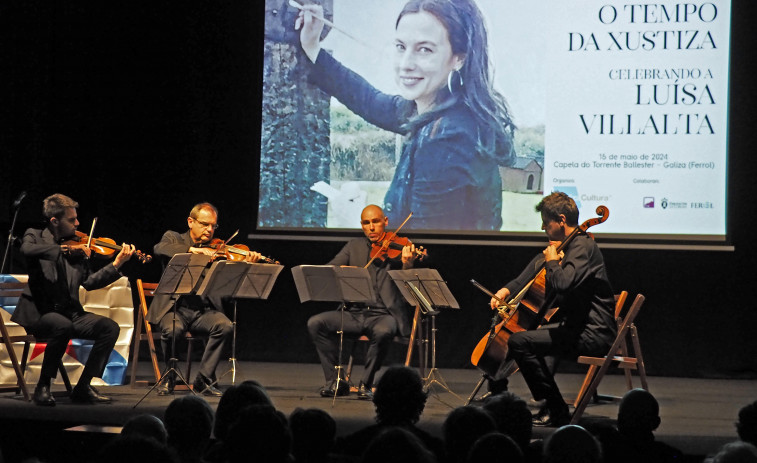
485, 192, 616, 427
307, 204, 418, 400
148, 202, 261, 397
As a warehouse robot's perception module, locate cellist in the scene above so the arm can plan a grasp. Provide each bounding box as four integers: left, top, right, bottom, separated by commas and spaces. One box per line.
487, 192, 616, 426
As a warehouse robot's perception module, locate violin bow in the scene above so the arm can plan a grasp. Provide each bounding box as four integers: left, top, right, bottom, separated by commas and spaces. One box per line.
289, 0, 377, 52
364, 212, 413, 269
85, 217, 98, 259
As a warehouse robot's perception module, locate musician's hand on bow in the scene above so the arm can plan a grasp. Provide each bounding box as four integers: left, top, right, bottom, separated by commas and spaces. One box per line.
490, 287, 511, 310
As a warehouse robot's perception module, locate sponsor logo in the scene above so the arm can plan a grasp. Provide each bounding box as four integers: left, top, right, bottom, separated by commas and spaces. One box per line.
643, 197, 654, 208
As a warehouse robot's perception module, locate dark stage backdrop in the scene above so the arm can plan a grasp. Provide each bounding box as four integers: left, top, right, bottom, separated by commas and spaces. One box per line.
1, 1, 756, 379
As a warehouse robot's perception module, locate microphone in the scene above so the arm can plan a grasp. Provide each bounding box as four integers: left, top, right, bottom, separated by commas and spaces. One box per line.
12, 191, 27, 209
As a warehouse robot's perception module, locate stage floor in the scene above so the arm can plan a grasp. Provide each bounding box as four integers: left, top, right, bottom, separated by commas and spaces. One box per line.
0, 361, 753, 462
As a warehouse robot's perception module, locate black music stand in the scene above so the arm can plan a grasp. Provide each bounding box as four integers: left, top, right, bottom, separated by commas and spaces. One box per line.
388, 269, 462, 406
134, 253, 210, 407
196, 260, 283, 385
291, 265, 376, 404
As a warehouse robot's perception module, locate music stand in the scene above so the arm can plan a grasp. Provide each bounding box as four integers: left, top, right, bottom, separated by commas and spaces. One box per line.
292, 265, 376, 403
389, 269, 462, 406
134, 253, 210, 407
196, 260, 283, 385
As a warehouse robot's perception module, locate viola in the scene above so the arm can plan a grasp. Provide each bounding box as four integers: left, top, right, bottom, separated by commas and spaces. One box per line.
369, 232, 428, 264
470, 205, 610, 378
205, 238, 280, 264
63, 230, 152, 264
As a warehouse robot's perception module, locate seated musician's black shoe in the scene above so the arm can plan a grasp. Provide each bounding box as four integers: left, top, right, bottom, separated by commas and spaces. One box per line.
33, 384, 55, 406
71, 384, 112, 404
157, 376, 175, 396
319, 380, 349, 398
532, 404, 570, 427
193, 373, 223, 397
356, 382, 374, 401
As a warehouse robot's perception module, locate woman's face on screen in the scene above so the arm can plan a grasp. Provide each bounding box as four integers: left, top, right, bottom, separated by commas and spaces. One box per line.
393, 11, 463, 114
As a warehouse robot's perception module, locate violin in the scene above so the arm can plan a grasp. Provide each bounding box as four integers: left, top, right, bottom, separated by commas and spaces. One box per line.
369, 232, 428, 264
205, 238, 280, 264
63, 230, 152, 264
469, 205, 610, 379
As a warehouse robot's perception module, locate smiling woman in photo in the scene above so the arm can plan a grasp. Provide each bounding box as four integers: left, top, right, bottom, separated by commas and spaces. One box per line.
296, 0, 516, 231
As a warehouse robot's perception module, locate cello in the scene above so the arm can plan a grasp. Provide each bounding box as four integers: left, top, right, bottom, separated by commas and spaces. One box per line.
469, 205, 610, 380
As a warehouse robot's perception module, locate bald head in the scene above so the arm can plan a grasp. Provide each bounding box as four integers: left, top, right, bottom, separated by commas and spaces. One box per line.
360, 205, 388, 242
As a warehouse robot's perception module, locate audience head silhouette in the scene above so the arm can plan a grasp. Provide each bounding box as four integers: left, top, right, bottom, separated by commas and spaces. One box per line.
224, 404, 292, 463
466, 432, 523, 463
213, 380, 273, 442
618, 388, 661, 436
481, 391, 533, 451
360, 426, 436, 463
442, 406, 497, 463
289, 407, 336, 463
164, 395, 214, 462
543, 425, 602, 463
712, 441, 757, 463
738, 400, 757, 447
121, 414, 168, 444
372, 366, 428, 425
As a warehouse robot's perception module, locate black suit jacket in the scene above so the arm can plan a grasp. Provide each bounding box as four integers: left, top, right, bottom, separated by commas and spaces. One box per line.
11, 227, 122, 328
328, 237, 412, 337
147, 230, 217, 324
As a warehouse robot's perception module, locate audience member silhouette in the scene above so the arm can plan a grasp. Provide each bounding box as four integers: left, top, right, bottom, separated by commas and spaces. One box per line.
360, 426, 436, 463
164, 395, 214, 463
441, 406, 497, 463
289, 407, 340, 463
710, 441, 757, 463
96, 435, 179, 463
481, 391, 538, 462
603, 388, 683, 463
738, 400, 757, 447
335, 366, 443, 461
465, 432, 523, 463
205, 380, 274, 462
121, 413, 168, 444
223, 404, 293, 463
543, 425, 602, 463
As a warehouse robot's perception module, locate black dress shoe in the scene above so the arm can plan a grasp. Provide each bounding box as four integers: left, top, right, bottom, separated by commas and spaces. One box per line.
356, 382, 373, 401
319, 380, 349, 398
71, 384, 112, 404
193, 374, 222, 397
157, 377, 175, 396
33, 384, 55, 406
532, 406, 570, 427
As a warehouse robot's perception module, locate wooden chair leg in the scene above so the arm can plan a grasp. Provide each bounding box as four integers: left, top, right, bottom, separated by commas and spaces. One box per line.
631, 325, 648, 390
573, 365, 598, 408
129, 310, 144, 388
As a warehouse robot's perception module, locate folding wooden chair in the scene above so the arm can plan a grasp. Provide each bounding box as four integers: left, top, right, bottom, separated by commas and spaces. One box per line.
571, 293, 647, 424
129, 279, 205, 389
344, 304, 425, 385
573, 291, 647, 407
1, 279, 73, 401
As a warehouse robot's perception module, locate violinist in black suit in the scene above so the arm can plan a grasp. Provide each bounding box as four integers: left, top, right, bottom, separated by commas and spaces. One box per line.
307, 204, 418, 400
12, 193, 135, 406
148, 202, 261, 396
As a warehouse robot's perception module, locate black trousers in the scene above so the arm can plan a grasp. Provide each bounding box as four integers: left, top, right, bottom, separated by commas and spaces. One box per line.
158, 305, 233, 380
30, 311, 119, 381
507, 323, 609, 407
307, 308, 397, 387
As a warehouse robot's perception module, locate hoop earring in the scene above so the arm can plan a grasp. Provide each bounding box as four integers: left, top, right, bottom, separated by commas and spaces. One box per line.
447, 69, 463, 94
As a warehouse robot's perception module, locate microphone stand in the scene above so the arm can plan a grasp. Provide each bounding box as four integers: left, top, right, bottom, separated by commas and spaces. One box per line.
1, 197, 24, 274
